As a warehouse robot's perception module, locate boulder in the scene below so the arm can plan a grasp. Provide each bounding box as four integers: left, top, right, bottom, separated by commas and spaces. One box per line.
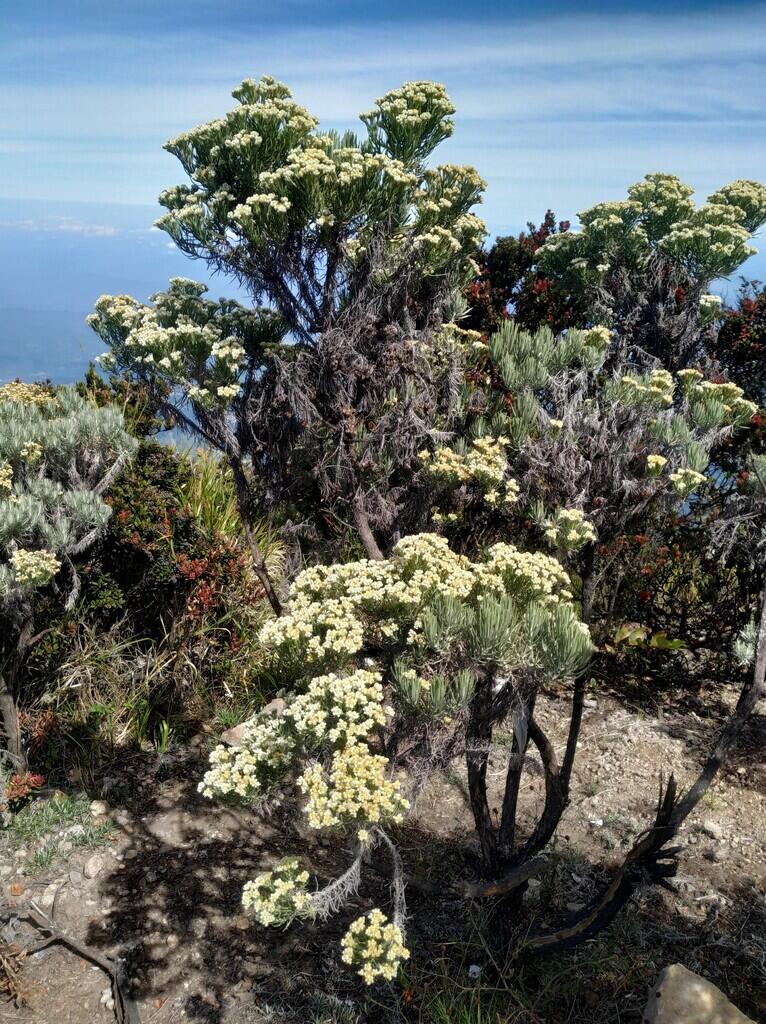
643, 964, 754, 1024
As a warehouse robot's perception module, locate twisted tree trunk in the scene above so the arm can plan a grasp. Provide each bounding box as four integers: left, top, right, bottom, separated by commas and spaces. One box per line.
0, 669, 24, 770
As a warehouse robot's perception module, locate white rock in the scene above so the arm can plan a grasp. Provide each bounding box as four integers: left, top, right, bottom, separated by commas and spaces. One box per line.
89, 800, 109, 817
643, 964, 754, 1023
38, 880, 63, 912
84, 852, 108, 879
701, 820, 723, 840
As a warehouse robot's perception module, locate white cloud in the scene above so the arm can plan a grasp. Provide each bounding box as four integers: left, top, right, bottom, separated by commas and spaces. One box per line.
0, 215, 117, 237
0, 5, 763, 230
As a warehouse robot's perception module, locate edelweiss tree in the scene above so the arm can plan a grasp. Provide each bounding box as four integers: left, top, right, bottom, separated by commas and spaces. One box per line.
536, 173, 766, 367
0, 383, 136, 767
89, 77, 486, 606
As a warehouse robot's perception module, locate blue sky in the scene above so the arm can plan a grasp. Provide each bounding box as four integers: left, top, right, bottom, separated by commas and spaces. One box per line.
1, 0, 765, 381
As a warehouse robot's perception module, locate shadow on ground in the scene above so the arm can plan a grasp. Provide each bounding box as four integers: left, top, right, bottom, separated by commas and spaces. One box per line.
73, 748, 766, 1024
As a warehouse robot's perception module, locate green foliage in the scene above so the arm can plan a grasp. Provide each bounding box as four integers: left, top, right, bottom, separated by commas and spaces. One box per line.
466, 210, 589, 335
6, 791, 110, 843
714, 279, 766, 407
0, 384, 137, 605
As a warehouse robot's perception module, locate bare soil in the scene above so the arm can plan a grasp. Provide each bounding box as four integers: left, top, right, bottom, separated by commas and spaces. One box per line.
1, 685, 764, 1024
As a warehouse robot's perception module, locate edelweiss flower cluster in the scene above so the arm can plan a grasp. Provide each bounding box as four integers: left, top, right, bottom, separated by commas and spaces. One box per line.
681, 376, 757, 426
676, 368, 703, 392
19, 441, 42, 463
431, 436, 507, 485
231, 192, 292, 228
10, 548, 61, 588
583, 326, 612, 349
0, 462, 12, 495
414, 225, 462, 255
298, 743, 408, 831
199, 709, 296, 799
670, 468, 706, 497
241, 858, 313, 927
544, 508, 598, 552
618, 368, 675, 408
0, 382, 51, 406
286, 669, 390, 746
366, 80, 455, 126
260, 533, 578, 669
421, 436, 517, 504
93, 291, 248, 406
646, 454, 667, 476
341, 909, 410, 984
471, 542, 575, 605
199, 668, 392, 800
699, 293, 723, 315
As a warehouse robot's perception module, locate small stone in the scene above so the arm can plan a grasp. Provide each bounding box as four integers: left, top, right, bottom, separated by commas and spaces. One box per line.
89, 800, 109, 818
38, 880, 62, 912
242, 959, 273, 978
69, 869, 84, 885
701, 820, 723, 840
235, 915, 250, 931
84, 853, 108, 879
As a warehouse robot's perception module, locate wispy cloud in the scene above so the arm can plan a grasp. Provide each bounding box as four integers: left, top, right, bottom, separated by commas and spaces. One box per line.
0, 215, 117, 237
0, 3, 764, 233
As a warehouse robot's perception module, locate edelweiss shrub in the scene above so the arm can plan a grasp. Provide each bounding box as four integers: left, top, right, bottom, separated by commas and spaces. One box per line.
201, 531, 591, 981
0, 386, 137, 604
534, 172, 766, 366
465, 320, 757, 571
0, 384, 136, 765
537, 173, 766, 292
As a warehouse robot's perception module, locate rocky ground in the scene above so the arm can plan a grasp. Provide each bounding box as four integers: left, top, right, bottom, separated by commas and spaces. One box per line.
0, 684, 764, 1024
